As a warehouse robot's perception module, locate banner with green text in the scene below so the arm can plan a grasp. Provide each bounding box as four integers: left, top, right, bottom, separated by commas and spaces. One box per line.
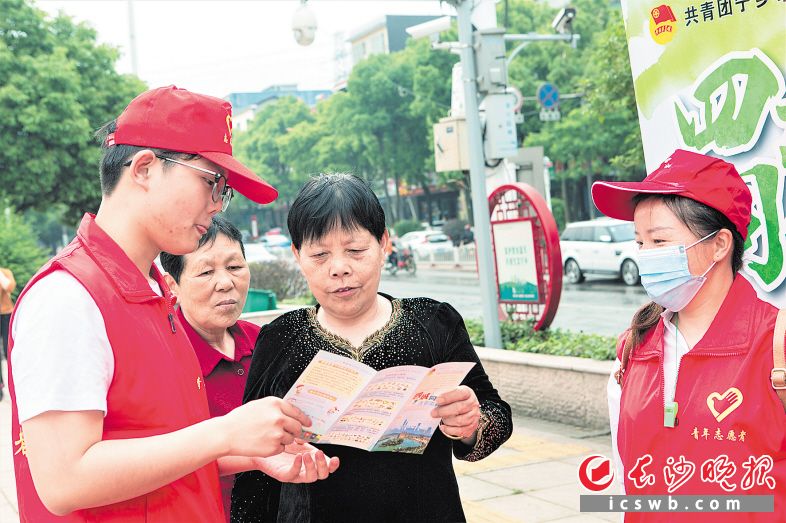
620, 0, 786, 301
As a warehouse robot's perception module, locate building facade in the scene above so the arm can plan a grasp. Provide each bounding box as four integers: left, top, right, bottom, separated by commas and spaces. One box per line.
333, 15, 439, 90
225, 84, 332, 132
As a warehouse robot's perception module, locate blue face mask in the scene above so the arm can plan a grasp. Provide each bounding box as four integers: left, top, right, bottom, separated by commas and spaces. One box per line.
637, 230, 719, 312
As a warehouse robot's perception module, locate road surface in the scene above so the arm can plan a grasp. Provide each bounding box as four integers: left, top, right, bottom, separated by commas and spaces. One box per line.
379, 269, 648, 337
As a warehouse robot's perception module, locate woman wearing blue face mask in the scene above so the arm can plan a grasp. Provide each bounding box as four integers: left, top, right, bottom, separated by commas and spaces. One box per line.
591, 149, 786, 523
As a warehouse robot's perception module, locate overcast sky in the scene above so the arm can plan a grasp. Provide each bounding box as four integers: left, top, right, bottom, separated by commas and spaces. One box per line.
34, 1, 455, 98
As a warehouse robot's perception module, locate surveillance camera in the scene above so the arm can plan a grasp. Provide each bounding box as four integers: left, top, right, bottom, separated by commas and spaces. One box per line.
552, 7, 576, 34
405, 16, 453, 41
292, 3, 317, 46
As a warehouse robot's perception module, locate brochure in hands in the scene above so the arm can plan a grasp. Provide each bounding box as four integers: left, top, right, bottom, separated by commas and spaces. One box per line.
282, 350, 475, 454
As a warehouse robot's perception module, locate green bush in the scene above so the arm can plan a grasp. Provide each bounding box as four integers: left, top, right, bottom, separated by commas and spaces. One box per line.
248, 259, 311, 302
550, 197, 567, 233
464, 318, 616, 361
465, 318, 484, 346
280, 294, 318, 306
392, 219, 422, 237
0, 211, 51, 301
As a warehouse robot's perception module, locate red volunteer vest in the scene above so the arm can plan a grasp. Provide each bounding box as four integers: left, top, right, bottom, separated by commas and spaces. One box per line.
617, 276, 786, 522
7, 214, 224, 522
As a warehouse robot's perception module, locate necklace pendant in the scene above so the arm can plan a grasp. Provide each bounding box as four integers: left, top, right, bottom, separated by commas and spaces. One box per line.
664, 401, 679, 428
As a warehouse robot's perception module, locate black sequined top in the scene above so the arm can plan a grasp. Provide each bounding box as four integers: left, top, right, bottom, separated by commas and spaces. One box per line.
231, 295, 513, 523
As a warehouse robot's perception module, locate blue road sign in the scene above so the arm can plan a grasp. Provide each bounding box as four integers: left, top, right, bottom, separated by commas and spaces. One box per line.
537, 83, 559, 109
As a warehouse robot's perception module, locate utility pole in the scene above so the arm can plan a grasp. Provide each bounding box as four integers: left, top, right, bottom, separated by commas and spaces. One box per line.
452, 0, 503, 348
422, 1, 576, 346
127, 1, 139, 76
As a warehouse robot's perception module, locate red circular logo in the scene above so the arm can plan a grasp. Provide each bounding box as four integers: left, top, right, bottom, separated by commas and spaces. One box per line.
578, 454, 614, 491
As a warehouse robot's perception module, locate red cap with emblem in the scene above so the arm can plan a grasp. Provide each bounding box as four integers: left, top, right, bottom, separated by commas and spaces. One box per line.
107, 85, 277, 204
591, 149, 752, 240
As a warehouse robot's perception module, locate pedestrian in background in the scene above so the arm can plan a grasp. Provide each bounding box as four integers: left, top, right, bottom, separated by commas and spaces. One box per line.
7, 86, 337, 522
461, 223, 475, 245
0, 266, 14, 401
593, 149, 786, 522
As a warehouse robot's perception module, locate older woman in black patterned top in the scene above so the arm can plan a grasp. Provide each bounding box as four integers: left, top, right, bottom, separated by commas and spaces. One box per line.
232, 173, 512, 523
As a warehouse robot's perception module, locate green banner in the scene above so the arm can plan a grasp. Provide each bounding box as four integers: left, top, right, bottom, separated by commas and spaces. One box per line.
620, 0, 786, 299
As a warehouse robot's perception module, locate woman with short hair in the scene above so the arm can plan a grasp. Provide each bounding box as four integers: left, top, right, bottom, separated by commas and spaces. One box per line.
162, 216, 334, 521
160, 216, 261, 521
232, 173, 513, 522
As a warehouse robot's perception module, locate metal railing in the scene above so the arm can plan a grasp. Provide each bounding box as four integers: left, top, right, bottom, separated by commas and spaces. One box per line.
413, 244, 477, 270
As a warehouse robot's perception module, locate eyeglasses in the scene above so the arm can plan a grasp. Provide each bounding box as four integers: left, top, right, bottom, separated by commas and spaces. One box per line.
123, 155, 234, 212
156, 156, 234, 212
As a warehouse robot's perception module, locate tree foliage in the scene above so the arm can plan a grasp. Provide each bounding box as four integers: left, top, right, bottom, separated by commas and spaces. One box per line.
23, 205, 73, 254
233, 96, 316, 200
579, 20, 645, 177
517, 4, 645, 182
234, 0, 645, 227
0, 210, 51, 300
0, 0, 146, 222
233, 38, 457, 225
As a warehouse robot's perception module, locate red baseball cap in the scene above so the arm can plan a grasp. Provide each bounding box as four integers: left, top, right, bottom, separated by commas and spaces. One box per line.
107, 86, 278, 204
591, 149, 752, 240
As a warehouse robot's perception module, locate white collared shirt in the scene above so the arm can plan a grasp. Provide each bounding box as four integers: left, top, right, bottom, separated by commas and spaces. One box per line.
11, 270, 161, 423
607, 309, 691, 492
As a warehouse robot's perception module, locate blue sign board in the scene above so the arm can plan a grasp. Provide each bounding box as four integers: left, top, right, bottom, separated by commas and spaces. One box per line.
537, 83, 559, 109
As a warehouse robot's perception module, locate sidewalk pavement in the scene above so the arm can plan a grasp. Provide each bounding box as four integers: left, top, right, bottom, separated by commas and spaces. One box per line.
0, 386, 618, 523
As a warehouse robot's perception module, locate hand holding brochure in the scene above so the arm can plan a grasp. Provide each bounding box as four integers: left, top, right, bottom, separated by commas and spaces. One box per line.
282, 350, 475, 454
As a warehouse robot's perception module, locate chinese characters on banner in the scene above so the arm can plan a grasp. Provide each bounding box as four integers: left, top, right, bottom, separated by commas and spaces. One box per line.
620, 0, 786, 302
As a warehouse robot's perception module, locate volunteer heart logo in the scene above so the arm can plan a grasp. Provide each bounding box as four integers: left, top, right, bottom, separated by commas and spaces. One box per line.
706, 387, 743, 422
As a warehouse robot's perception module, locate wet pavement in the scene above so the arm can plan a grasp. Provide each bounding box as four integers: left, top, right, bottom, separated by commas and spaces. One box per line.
380, 269, 648, 337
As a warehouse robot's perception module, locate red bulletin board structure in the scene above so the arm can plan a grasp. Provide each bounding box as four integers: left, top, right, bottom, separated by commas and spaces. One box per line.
488, 183, 562, 330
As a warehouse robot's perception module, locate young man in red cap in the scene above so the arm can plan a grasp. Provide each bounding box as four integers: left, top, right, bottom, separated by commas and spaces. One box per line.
593, 149, 785, 522
6, 86, 339, 522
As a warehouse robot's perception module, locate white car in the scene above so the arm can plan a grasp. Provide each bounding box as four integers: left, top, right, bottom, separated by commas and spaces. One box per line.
243, 242, 277, 264
260, 234, 291, 248
398, 230, 452, 258
559, 218, 639, 286
398, 230, 431, 247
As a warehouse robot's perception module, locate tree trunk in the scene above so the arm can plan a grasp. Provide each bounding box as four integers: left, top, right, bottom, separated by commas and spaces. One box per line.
406, 197, 417, 221
584, 161, 594, 219
393, 170, 402, 223
457, 171, 474, 225
570, 161, 585, 220
390, 135, 403, 222
559, 163, 570, 223
376, 134, 397, 223
421, 181, 433, 224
